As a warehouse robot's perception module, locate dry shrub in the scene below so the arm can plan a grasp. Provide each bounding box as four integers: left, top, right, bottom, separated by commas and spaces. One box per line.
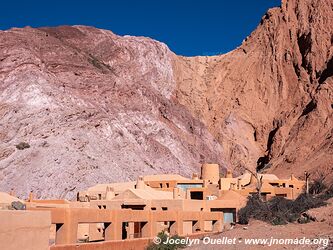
238, 190, 330, 225
15, 142, 30, 150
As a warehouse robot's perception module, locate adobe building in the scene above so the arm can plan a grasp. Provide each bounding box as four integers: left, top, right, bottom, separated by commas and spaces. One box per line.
218, 171, 304, 200
78, 163, 304, 207
0, 192, 51, 250
0, 163, 305, 250
76, 163, 304, 239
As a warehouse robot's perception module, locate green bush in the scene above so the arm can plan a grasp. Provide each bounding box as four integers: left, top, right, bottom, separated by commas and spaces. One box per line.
146, 231, 186, 250
15, 142, 30, 150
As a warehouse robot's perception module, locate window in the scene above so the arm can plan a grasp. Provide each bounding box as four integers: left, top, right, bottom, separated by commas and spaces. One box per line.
190, 191, 203, 200
176, 183, 203, 191
276, 194, 287, 197
261, 193, 268, 201
166, 183, 170, 188
77, 223, 101, 242
121, 204, 145, 210
160, 183, 163, 188
162, 207, 168, 211
151, 207, 156, 210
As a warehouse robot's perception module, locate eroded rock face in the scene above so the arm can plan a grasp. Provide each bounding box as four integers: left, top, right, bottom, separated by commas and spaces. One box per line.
0, 0, 332, 199
0, 26, 224, 199
174, 0, 333, 179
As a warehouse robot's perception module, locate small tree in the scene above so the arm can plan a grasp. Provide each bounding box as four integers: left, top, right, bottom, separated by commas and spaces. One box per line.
239, 164, 264, 201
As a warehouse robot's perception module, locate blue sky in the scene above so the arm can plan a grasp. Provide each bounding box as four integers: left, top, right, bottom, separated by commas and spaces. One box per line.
1, 0, 281, 56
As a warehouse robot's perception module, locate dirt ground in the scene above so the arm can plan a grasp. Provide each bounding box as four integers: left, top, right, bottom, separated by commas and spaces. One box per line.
189, 199, 333, 250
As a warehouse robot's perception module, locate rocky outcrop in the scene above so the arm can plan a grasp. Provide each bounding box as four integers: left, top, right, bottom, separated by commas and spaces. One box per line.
0, 0, 332, 199
174, 0, 333, 179
0, 26, 223, 199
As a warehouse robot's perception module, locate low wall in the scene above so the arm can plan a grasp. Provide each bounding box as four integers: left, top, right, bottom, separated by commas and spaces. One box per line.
0, 210, 51, 250
29, 207, 223, 244
50, 238, 153, 250
50, 232, 221, 250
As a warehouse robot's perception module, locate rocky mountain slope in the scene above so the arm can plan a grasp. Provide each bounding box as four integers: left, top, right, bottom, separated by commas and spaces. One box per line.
174, 0, 333, 179
0, 26, 224, 199
0, 0, 332, 199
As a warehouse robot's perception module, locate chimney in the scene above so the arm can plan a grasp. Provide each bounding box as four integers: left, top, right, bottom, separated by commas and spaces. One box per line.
105, 186, 115, 200
226, 170, 233, 178
9, 189, 15, 197
192, 173, 199, 180
136, 176, 145, 189
237, 178, 241, 189
28, 191, 34, 202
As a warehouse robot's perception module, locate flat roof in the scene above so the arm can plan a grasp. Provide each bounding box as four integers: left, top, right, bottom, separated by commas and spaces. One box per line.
143, 174, 190, 181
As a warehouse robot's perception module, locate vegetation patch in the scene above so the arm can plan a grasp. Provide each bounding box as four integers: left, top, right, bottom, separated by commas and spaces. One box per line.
147, 231, 186, 250
87, 53, 114, 74
238, 182, 333, 225
15, 142, 30, 150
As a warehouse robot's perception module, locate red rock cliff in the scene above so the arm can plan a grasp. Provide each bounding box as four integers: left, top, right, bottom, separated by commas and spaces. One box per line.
174, 0, 333, 180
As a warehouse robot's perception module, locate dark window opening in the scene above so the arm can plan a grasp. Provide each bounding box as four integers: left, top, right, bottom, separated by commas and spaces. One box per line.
133, 222, 144, 239
276, 194, 287, 197
122, 222, 128, 239
121, 205, 145, 210
190, 191, 203, 200
261, 193, 268, 201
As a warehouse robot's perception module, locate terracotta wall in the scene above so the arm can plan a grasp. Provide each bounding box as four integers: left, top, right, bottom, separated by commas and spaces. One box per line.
0, 210, 51, 250
50, 232, 220, 250
50, 238, 153, 250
